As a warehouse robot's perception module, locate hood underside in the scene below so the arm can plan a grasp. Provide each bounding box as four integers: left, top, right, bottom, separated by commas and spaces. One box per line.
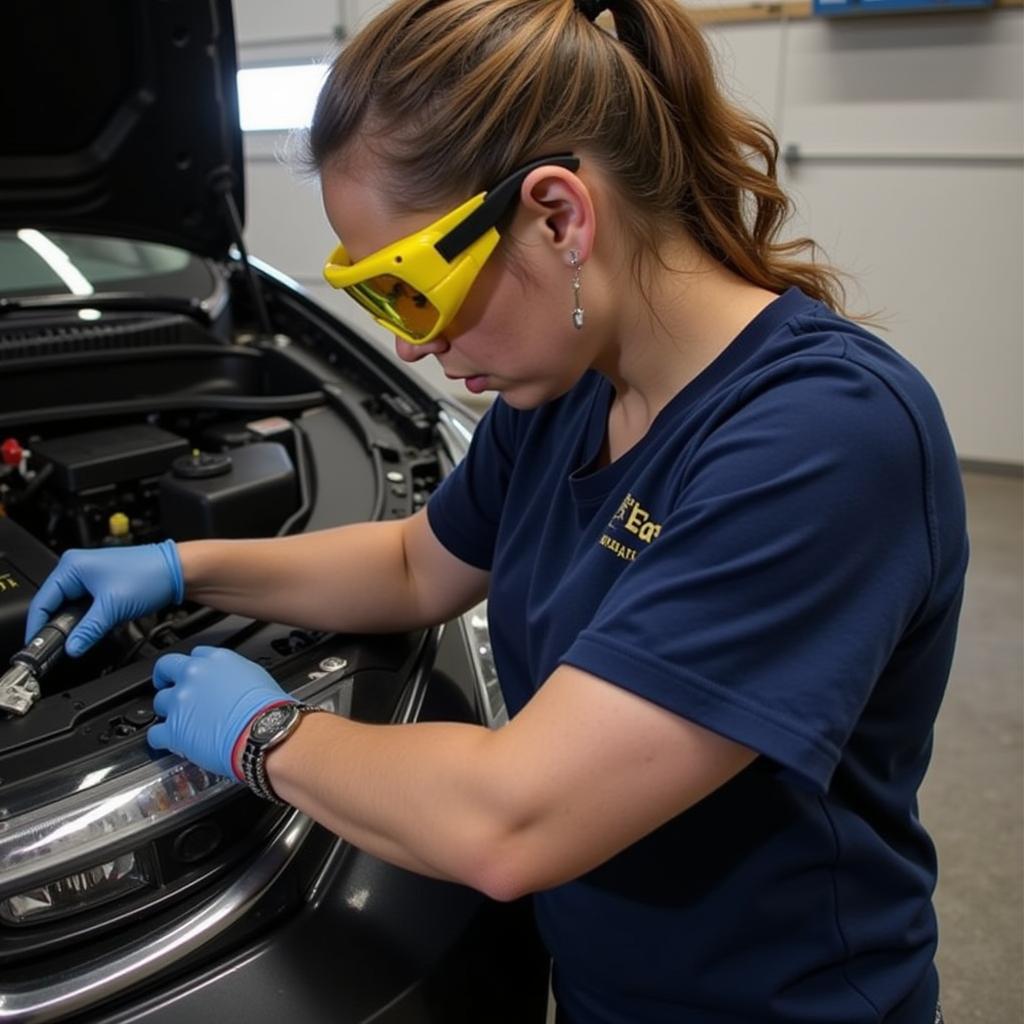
0, 0, 244, 259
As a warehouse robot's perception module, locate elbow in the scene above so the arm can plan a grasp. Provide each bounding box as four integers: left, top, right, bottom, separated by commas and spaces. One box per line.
470, 846, 536, 904
462, 822, 554, 903
455, 747, 572, 902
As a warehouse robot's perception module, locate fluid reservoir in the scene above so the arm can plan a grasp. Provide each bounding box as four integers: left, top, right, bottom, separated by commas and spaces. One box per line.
158, 443, 297, 541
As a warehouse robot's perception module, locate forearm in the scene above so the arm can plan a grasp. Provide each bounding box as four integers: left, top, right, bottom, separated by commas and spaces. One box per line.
177, 521, 422, 634
265, 712, 513, 889
261, 668, 757, 902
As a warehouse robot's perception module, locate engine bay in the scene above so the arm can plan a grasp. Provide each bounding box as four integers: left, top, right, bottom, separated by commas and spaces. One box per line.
0, 293, 447, 792
0, 414, 305, 672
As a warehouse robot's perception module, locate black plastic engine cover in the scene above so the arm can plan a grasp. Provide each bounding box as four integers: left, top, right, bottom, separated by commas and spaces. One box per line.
33, 425, 190, 492
0, 516, 58, 659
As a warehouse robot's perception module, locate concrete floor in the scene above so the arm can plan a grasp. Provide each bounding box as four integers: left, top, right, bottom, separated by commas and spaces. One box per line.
545, 469, 1024, 1023
919, 470, 1024, 1022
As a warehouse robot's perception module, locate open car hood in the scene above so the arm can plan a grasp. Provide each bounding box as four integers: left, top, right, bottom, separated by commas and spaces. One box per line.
0, 0, 244, 259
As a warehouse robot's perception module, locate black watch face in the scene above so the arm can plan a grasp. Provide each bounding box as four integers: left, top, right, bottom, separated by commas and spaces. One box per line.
251, 705, 296, 741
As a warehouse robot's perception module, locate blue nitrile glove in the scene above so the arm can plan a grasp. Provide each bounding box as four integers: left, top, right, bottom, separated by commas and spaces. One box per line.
148, 645, 293, 780
25, 540, 184, 656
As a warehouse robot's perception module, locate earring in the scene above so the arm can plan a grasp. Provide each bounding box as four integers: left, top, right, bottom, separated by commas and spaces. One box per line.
569, 250, 584, 330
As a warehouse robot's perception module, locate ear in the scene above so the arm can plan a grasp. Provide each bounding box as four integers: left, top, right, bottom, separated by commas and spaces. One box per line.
518, 165, 596, 265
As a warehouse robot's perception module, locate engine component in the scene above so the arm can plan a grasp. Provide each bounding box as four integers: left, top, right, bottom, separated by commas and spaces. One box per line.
199, 416, 292, 454
32, 425, 190, 493
18, 424, 190, 549
159, 442, 297, 541
171, 450, 232, 480
103, 511, 134, 546
2, 437, 25, 469
0, 516, 57, 660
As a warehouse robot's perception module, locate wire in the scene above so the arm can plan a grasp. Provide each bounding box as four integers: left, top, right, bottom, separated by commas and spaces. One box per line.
276, 423, 314, 536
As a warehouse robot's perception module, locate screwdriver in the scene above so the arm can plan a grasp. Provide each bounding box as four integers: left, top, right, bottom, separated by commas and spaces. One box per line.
0, 604, 86, 716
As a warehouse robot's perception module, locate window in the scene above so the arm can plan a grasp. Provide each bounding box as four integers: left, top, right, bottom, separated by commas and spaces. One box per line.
236, 65, 329, 132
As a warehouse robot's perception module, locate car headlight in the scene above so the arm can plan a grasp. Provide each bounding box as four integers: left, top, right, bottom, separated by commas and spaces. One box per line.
0, 757, 232, 902
0, 679, 350, 922
1, 848, 158, 926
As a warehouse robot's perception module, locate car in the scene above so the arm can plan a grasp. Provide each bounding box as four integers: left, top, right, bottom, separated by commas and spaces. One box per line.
0, 2, 548, 1021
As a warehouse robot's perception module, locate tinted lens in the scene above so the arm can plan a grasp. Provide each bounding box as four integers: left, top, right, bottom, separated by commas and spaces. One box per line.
346, 275, 440, 341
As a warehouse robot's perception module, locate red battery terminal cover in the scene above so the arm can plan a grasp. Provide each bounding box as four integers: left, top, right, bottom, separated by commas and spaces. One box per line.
1, 439, 24, 467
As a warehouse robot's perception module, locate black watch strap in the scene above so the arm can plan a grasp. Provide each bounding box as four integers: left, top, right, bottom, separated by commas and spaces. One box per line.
241, 702, 326, 804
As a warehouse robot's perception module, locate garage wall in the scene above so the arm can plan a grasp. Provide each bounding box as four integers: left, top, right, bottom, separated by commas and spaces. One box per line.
235, 0, 1024, 466
699, 6, 1024, 467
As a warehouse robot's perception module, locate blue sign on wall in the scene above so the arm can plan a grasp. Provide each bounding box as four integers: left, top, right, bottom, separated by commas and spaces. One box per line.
814, 0, 994, 15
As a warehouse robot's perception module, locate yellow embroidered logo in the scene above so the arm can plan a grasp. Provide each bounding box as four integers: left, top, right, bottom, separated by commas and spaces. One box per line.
599, 493, 662, 561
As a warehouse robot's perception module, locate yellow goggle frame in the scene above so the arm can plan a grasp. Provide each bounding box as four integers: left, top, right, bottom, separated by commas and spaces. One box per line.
323, 154, 580, 344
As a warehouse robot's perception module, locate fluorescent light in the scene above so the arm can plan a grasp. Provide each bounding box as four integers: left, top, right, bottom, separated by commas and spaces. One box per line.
16, 229, 94, 296
237, 64, 328, 132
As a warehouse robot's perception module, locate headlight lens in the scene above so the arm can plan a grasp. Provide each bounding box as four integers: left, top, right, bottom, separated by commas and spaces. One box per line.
0, 681, 350, 911
1, 848, 156, 925
0, 759, 230, 897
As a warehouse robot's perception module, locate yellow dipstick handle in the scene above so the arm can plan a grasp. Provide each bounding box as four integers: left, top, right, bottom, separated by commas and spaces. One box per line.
108, 512, 130, 538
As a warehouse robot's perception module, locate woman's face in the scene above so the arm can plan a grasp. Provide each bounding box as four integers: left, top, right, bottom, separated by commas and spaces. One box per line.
321, 168, 599, 410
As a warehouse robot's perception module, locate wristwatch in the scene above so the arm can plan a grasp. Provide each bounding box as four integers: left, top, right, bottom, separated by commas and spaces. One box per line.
241, 702, 325, 803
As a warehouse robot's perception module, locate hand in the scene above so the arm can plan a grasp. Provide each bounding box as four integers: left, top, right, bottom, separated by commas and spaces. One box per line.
25, 541, 184, 656
147, 645, 293, 780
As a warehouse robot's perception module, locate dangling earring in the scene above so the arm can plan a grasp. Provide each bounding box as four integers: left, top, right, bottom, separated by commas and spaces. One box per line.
569, 250, 584, 330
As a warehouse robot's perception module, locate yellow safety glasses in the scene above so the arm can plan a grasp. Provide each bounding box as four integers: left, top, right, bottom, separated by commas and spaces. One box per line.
323, 154, 580, 344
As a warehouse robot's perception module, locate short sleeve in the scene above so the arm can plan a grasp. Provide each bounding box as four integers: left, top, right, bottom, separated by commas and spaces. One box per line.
427, 398, 523, 570
561, 360, 935, 792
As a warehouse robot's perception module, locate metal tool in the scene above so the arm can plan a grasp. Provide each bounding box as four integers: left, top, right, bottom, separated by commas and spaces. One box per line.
0, 604, 86, 716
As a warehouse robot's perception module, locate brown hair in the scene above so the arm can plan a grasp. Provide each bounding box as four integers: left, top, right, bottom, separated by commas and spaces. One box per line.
308, 0, 848, 311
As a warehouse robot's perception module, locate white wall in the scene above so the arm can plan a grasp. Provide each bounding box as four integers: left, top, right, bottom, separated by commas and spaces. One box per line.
237, 1, 1024, 464
702, 8, 1024, 465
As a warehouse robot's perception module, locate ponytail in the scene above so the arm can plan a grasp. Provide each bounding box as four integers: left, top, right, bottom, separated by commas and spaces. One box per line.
607, 0, 847, 309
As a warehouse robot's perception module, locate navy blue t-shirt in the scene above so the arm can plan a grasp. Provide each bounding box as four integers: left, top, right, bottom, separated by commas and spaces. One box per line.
427, 288, 968, 1024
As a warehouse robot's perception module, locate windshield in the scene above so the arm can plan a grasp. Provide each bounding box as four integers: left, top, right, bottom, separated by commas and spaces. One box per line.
0, 231, 215, 300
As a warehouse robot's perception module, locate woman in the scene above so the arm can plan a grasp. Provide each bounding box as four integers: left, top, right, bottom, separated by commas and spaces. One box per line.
28, 0, 966, 1020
